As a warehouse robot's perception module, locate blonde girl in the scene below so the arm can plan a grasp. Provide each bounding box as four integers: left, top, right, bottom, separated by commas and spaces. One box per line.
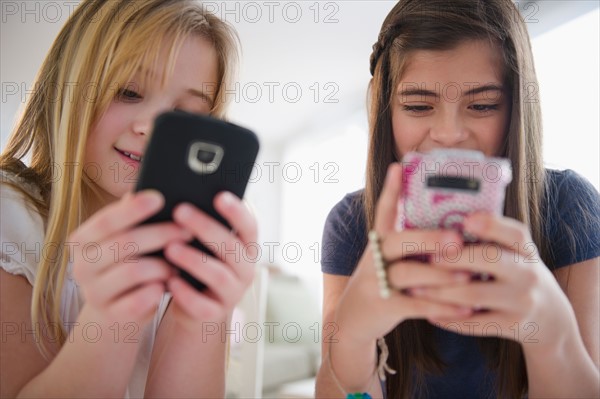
1, 1, 257, 397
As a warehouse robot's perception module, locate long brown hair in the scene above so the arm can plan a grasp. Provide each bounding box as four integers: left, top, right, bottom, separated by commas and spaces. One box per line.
0, 0, 240, 358
365, 1, 548, 397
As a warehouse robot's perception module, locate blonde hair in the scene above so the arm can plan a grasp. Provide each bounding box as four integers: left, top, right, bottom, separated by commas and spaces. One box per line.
365, 0, 546, 397
0, 0, 240, 358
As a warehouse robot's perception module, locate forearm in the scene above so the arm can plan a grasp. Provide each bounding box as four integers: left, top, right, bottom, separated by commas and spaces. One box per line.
17, 306, 141, 398
145, 317, 227, 398
315, 330, 383, 398
524, 331, 600, 398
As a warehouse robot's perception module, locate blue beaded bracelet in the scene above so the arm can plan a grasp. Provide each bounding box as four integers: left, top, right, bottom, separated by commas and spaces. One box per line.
346, 393, 373, 399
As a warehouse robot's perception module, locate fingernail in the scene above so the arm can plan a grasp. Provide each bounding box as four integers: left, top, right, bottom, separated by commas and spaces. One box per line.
453, 272, 470, 282
219, 192, 236, 206
141, 190, 163, 208
442, 231, 460, 245
459, 306, 473, 315
167, 242, 183, 257
465, 214, 484, 232
176, 203, 193, 219
181, 229, 194, 241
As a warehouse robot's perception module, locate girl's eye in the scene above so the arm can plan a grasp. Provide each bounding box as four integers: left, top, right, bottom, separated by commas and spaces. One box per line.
118, 89, 142, 101
470, 104, 499, 112
403, 105, 432, 113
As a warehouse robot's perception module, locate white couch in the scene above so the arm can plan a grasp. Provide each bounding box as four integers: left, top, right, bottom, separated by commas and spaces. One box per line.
225, 267, 321, 398
261, 272, 321, 395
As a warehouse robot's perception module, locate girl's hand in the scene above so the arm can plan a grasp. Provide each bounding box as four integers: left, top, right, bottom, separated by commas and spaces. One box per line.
334, 164, 474, 344
70, 190, 190, 327
417, 212, 576, 347
163, 192, 258, 331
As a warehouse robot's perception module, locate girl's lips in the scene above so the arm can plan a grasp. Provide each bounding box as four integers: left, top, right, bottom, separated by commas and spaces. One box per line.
114, 147, 142, 165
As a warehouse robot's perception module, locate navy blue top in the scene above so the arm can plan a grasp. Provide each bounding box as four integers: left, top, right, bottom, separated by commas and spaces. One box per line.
321, 169, 600, 398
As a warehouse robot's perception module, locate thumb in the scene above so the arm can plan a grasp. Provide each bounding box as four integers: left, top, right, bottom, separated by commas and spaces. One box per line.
374, 162, 403, 234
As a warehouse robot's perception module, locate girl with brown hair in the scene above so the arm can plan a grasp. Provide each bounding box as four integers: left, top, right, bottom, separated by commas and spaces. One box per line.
316, 1, 599, 398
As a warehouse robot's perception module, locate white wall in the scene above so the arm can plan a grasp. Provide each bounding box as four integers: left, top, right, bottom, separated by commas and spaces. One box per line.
533, 8, 600, 190
278, 110, 368, 300
1, 1, 69, 143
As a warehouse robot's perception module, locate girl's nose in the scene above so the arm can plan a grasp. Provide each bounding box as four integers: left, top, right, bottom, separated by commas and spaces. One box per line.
429, 111, 468, 147
132, 104, 171, 136
132, 116, 152, 136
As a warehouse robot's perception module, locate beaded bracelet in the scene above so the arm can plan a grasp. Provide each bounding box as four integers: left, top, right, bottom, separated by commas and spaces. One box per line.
346, 393, 372, 399
368, 230, 391, 299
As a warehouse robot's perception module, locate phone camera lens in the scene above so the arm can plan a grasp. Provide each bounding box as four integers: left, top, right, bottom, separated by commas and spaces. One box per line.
188, 142, 223, 174
197, 149, 216, 164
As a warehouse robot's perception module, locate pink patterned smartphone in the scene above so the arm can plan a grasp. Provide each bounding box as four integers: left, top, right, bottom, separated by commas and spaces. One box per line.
397, 149, 512, 240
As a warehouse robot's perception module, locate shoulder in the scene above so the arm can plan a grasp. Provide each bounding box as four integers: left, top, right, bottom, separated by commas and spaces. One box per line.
546, 169, 599, 198
0, 170, 45, 286
0, 169, 43, 200
324, 189, 365, 239
543, 169, 600, 268
544, 168, 600, 219
0, 169, 44, 223
322, 190, 367, 276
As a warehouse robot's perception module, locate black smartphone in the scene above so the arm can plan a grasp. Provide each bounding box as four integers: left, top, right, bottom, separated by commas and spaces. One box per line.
135, 111, 260, 291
